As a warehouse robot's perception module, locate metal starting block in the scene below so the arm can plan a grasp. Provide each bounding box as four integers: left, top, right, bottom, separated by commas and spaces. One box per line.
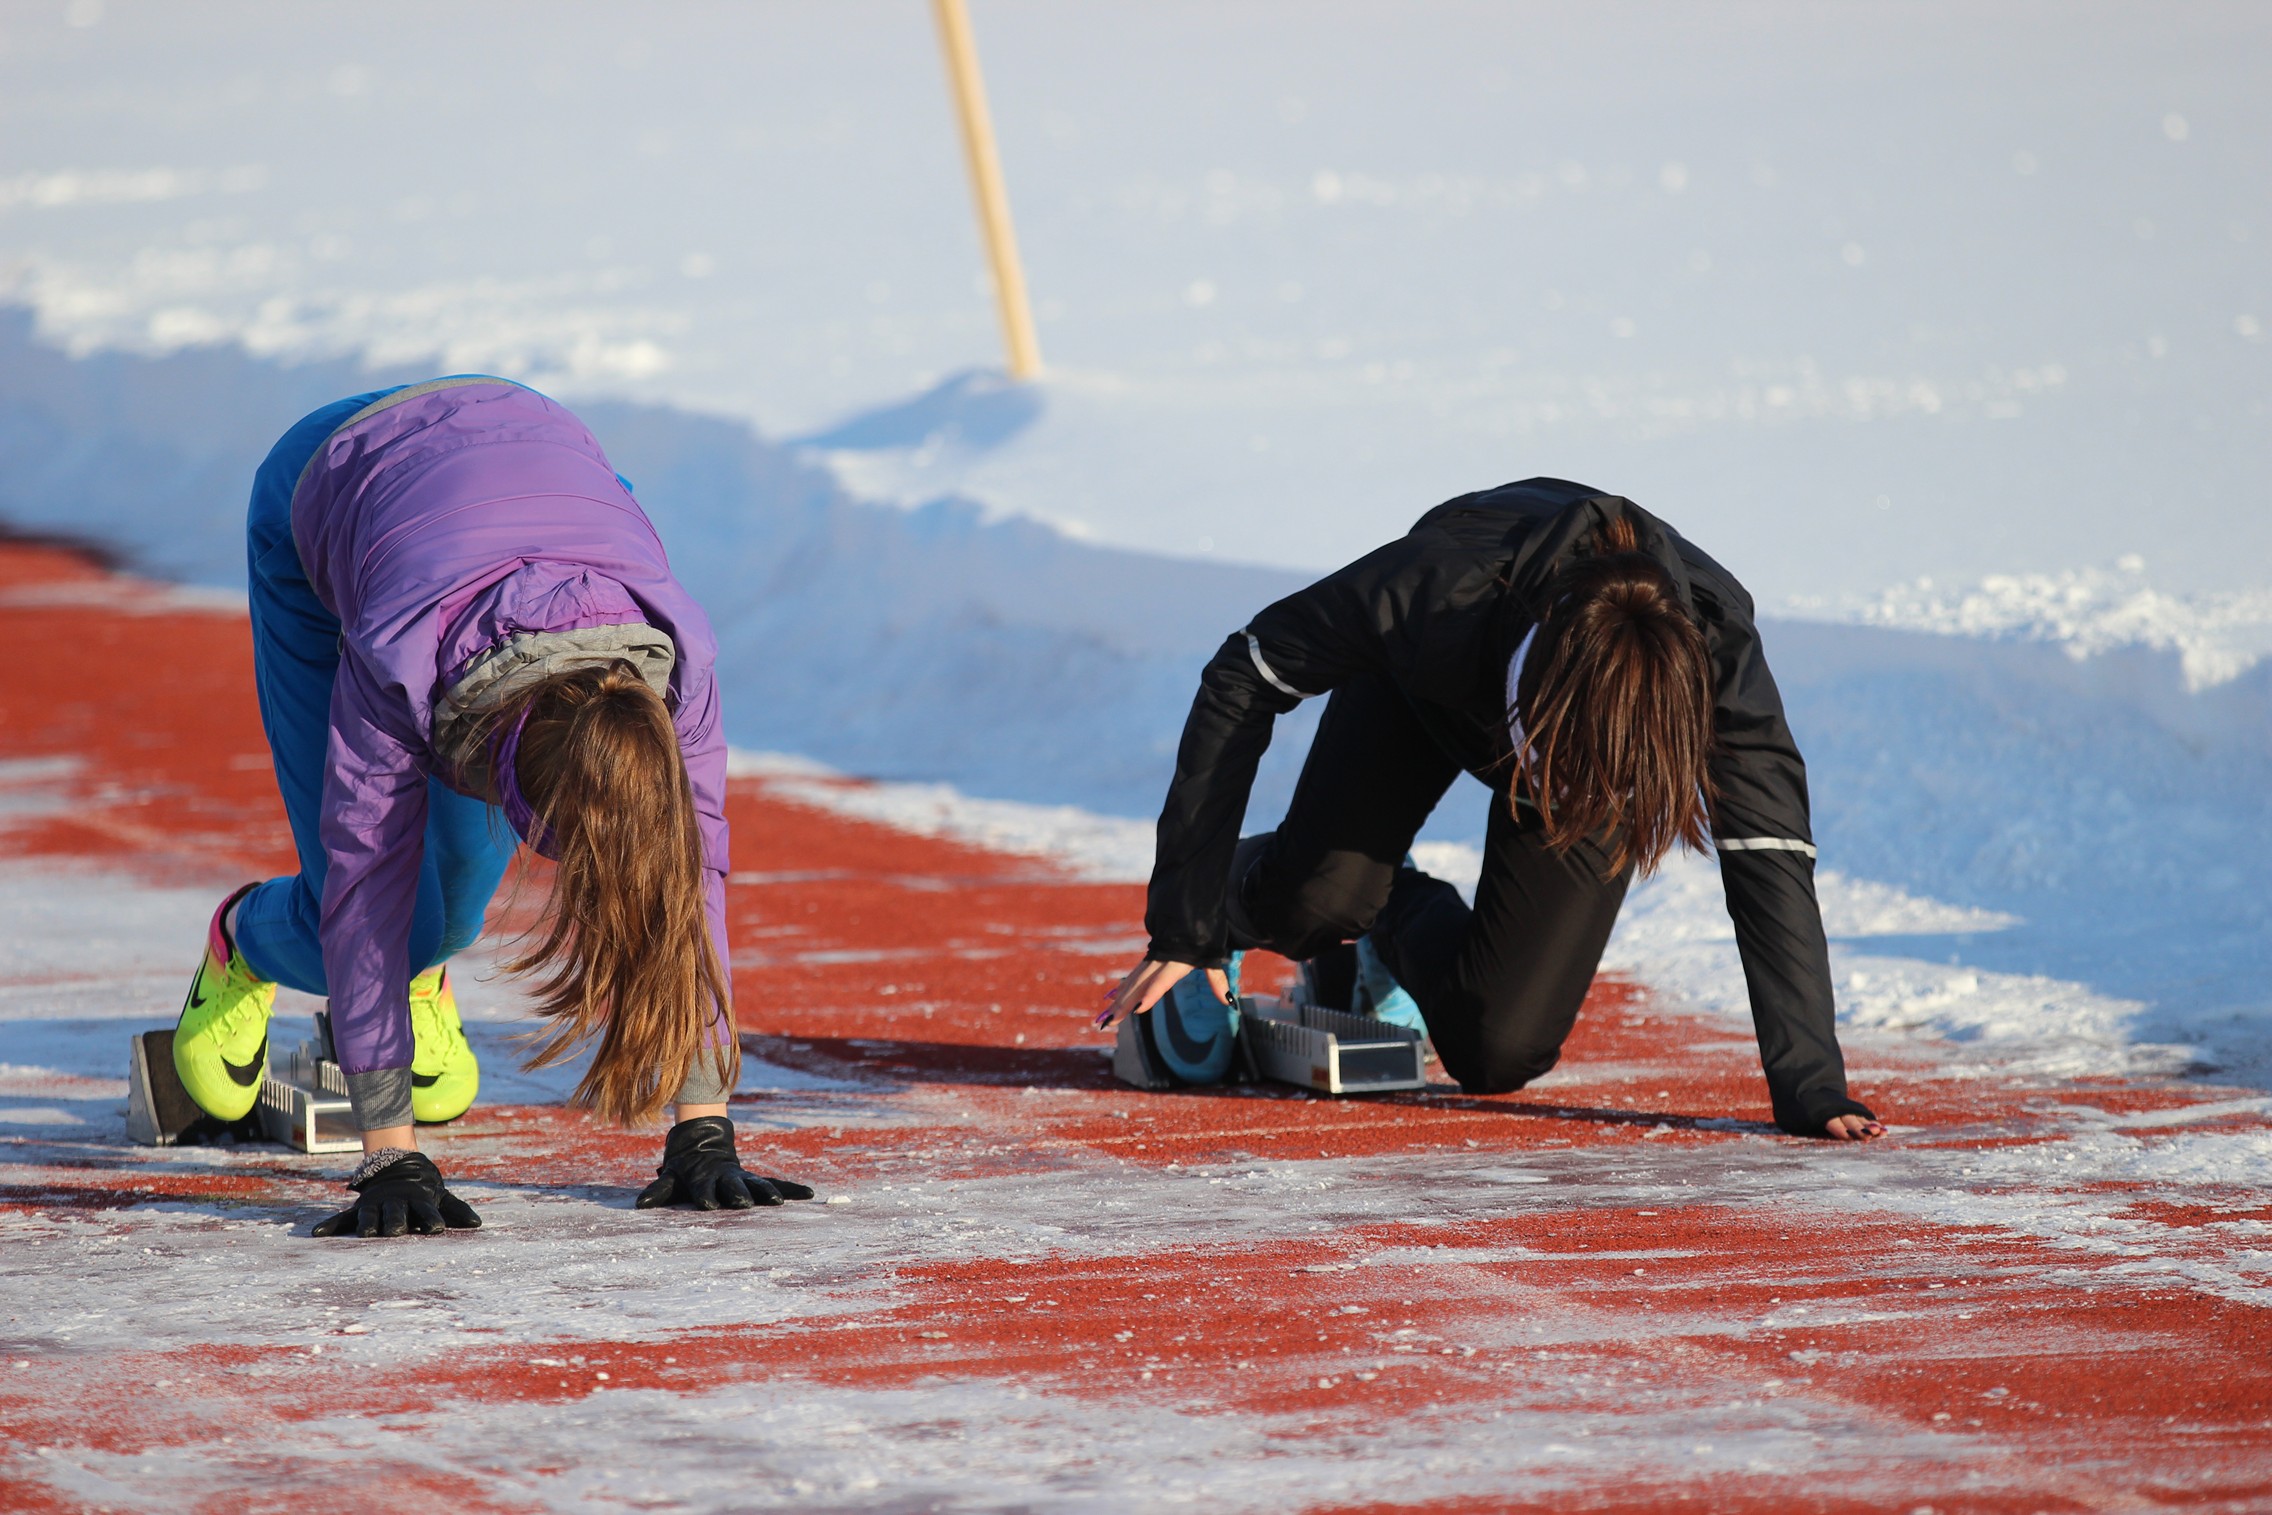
1239, 995, 1429, 1095
1109, 1004, 1177, 1091
125, 1028, 258, 1146
127, 1013, 360, 1152
258, 1015, 361, 1153
1109, 993, 1430, 1096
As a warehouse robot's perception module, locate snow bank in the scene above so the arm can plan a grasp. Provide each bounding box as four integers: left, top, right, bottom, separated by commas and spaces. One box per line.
1767, 614, 2272, 1072
1797, 561, 2272, 692
5, 318, 2270, 1086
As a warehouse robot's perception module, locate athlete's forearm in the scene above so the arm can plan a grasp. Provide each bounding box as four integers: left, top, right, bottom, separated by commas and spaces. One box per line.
1146, 638, 1293, 962
1719, 848, 1873, 1132
361, 1122, 415, 1154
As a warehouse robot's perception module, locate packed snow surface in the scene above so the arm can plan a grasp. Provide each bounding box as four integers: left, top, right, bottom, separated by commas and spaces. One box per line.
0, 1, 2266, 598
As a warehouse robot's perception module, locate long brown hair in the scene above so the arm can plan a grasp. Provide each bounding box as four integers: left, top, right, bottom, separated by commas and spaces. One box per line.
481, 661, 735, 1125
1515, 514, 1717, 878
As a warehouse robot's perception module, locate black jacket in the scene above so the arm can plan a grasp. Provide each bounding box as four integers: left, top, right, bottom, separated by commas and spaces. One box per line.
1145, 478, 1870, 1134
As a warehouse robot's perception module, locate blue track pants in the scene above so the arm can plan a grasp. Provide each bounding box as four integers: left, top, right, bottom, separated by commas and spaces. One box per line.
228, 389, 520, 994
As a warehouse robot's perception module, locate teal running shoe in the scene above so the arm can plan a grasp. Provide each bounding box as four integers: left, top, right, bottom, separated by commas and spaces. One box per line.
1353, 934, 1427, 1034
1141, 953, 1243, 1086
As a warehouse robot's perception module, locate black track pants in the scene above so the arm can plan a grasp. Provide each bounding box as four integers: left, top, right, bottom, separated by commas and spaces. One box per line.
1227, 675, 1633, 1094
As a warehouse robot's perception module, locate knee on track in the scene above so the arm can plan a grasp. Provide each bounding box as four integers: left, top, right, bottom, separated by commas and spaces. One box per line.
1446, 1039, 1563, 1096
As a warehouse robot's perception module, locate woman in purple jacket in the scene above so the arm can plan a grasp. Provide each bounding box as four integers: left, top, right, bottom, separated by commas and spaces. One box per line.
172, 377, 812, 1237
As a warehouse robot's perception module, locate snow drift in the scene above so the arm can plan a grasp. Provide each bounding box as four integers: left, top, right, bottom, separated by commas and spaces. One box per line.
4, 316, 2269, 1083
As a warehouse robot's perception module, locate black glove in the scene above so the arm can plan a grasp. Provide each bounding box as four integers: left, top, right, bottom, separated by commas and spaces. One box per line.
636, 1115, 816, 1211
311, 1152, 483, 1238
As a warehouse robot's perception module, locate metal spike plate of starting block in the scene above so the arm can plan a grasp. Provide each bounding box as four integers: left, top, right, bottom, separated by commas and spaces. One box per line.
1238, 995, 1429, 1095
127, 1015, 360, 1152
258, 1010, 360, 1153
1110, 1007, 1172, 1091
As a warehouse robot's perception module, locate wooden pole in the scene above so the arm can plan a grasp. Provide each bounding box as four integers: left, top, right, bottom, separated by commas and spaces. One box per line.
931, 0, 1043, 381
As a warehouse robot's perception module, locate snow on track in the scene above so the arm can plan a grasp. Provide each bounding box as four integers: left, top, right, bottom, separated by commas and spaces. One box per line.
3, 542, 2270, 1513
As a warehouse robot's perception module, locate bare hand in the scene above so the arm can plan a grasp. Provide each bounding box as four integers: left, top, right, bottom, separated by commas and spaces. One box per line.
1095, 958, 1230, 1030
1824, 1113, 1885, 1141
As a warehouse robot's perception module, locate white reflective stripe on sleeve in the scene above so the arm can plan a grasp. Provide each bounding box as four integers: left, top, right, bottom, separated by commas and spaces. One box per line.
1716, 836, 1819, 859
1244, 632, 1315, 700
1504, 622, 1538, 757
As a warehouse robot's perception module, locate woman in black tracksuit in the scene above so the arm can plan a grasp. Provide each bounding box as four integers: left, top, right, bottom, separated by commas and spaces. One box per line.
1101, 478, 1882, 1140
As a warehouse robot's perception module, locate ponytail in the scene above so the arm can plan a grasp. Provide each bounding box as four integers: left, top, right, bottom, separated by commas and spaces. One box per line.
485, 662, 734, 1126
1516, 514, 1717, 878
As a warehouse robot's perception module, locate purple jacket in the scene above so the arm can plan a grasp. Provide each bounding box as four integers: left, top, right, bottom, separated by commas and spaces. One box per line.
290, 379, 729, 1077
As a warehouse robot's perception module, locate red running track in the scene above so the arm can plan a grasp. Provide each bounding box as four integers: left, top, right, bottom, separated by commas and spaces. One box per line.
0, 541, 2267, 1513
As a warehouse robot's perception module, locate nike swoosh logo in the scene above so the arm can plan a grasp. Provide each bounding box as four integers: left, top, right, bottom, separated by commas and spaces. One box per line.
223, 1033, 266, 1087
1159, 989, 1231, 1067
412, 1072, 439, 1088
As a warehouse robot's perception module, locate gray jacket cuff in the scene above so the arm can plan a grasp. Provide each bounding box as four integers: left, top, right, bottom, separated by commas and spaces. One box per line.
344, 1067, 415, 1131
673, 1046, 736, 1108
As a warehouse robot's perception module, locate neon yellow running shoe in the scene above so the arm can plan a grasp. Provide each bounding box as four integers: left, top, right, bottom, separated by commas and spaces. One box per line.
172, 888, 276, 1122
409, 965, 479, 1123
